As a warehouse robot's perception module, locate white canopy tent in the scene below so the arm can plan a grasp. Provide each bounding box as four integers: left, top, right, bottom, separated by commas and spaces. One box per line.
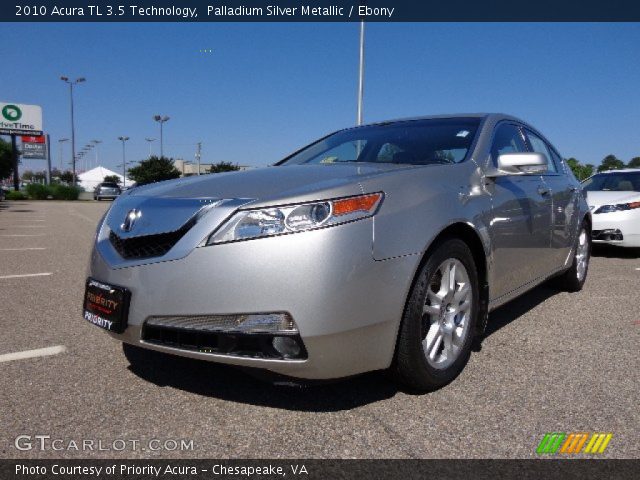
77, 166, 131, 191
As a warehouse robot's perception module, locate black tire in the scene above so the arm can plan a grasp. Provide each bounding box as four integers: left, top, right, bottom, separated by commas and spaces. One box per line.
552, 222, 591, 292
392, 238, 479, 392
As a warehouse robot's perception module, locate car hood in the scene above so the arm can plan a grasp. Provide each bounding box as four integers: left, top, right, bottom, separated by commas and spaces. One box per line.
105, 163, 414, 239
126, 164, 410, 202
585, 190, 640, 207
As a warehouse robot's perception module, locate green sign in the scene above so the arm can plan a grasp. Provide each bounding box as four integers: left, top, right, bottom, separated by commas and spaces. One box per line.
2, 104, 22, 122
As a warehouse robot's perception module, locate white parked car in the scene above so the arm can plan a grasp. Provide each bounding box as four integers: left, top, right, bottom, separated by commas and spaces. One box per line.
583, 169, 640, 247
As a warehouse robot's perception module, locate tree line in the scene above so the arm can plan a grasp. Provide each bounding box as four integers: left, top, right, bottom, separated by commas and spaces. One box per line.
566, 154, 640, 181
3, 137, 639, 187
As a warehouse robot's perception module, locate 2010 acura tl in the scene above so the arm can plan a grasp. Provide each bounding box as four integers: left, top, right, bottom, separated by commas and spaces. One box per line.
84, 114, 591, 391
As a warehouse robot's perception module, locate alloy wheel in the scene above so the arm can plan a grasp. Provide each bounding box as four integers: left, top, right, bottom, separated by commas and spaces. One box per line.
575, 229, 589, 281
421, 258, 473, 369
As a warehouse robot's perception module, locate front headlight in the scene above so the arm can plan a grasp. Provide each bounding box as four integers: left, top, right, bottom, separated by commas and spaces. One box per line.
594, 201, 640, 214
207, 192, 383, 245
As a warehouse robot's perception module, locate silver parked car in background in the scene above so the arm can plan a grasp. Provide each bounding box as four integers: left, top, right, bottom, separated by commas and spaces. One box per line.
93, 182, 122, 201
84, 114, 591, 391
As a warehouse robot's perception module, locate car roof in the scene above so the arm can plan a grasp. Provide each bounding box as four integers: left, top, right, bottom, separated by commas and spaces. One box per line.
355, 113, 524, 128
596, 168, 640, 173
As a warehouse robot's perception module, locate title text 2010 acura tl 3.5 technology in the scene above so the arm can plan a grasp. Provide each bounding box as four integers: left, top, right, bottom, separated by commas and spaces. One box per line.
83, 114, 591, 391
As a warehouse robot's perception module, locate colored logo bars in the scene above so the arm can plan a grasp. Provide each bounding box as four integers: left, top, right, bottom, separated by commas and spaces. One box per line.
537, 432, 613, 454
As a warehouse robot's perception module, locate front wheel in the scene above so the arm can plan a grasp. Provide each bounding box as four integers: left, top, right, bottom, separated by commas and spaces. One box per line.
392, 238, 479, 392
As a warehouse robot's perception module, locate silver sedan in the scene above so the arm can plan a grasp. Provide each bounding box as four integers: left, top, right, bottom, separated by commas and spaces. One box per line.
83, 113, 591, 391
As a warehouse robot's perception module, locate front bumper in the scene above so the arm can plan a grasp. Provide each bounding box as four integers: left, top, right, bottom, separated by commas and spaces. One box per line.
592, 210, 640, 247
87, 218, 418, 379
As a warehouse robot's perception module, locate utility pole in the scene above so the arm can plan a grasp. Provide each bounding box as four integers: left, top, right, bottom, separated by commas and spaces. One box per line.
58, 138, 68, 170
145, 137, 155, 159
60, 76, 86, 185
92, 140, 102, 168
11, 135, 19, 190
195, 142, 202, 175
118, 136, 129, 187
356, 20, 365, 126
153, 115, 170, 158
45, 135, 52, 185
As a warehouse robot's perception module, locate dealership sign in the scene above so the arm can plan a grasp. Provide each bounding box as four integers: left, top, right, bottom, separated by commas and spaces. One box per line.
21, 135, 47, 159
0, 102, 43, 135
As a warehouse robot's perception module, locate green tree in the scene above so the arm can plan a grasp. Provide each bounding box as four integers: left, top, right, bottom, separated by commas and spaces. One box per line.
597, 154, 625, 172
127, 156, 180, 185
59, 170, 74, 184
565, 158, 594, 181
208, 161, 241, 174
628, 157, 640, 168
103, 175, 121, 184
22, 169, 34, 182
0, 138, 14, 180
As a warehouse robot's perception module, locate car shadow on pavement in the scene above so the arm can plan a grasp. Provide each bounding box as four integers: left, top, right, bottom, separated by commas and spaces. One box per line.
591, 244, 640, 259
480, 284, 559, 341
127, 353, 399, 412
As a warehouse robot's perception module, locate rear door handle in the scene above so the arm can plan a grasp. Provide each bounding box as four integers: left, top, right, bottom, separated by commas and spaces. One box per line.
537, 186, 550, 196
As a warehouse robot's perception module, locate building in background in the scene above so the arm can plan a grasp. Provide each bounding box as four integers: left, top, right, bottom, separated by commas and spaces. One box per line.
173, 159, 252, 177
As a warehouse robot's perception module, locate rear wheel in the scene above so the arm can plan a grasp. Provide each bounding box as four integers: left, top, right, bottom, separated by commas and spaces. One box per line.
553, 223, 590, 292
392, 239, 479, 392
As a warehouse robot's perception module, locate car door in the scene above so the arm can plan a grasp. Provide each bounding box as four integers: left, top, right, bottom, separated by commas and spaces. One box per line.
523, 129, 578, 269
485, 123, 553, 300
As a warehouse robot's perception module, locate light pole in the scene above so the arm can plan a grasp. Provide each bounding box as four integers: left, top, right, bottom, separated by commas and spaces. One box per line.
57, 138, 69, 170
145, 137, 156, 158
356, 21, 365, 126
195, 142, 202, 175
91, 140, 102, 168
60, 76, 86, 185
153, 115, 170, 158
80, 143, 93, 172
118, 136, 129, 187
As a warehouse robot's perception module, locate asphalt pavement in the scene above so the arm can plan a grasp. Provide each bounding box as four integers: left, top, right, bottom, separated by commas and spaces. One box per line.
0, 200, 638, 459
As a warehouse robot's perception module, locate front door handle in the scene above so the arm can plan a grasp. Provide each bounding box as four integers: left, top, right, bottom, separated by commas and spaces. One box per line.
537, 186, 550, 196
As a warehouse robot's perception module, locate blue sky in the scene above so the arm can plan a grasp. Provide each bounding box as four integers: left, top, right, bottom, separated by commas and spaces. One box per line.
3, 22, 640, 173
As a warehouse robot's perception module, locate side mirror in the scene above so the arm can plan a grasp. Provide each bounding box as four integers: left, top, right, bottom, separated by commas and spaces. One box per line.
489, 152, 548, 176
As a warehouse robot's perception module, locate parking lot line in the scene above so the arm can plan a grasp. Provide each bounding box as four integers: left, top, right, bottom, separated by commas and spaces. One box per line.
0, 345, 67, 363
0, 248, 46, 251
0, 234, 45, 237
0, 272, 53, 279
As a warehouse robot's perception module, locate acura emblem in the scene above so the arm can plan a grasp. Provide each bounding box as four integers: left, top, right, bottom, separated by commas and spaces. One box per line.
121, 209, 142, 232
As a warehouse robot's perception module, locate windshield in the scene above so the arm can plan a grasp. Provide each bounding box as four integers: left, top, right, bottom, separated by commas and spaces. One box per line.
279, 118, 481, 166
582, 172, 640, 192
101, 183, 119, 188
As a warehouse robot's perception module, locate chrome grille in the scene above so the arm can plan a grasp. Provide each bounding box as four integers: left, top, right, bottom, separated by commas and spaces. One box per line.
109, 219, 195, 259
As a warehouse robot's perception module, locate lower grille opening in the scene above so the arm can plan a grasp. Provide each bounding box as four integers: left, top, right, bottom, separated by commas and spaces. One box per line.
141, 324, 307, 360
592, 229, 623, 241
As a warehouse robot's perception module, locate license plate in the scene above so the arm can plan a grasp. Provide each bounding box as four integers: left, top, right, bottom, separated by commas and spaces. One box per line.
83, 278, 130, 333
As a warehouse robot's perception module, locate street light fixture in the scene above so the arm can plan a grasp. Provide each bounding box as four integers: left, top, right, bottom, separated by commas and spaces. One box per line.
60, 76, 86, 185
145, 137, 156, 158
118, 136, 130, 187
153, 115, 170, 158
91, 140, 102, 168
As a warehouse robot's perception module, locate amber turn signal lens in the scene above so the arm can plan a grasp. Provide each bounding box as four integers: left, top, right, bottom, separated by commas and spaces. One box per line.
332, 193, 382, 216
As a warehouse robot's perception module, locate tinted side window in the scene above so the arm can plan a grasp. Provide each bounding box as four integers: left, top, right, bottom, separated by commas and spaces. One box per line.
491, 124, 527, 165
524, 130, 557, 173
